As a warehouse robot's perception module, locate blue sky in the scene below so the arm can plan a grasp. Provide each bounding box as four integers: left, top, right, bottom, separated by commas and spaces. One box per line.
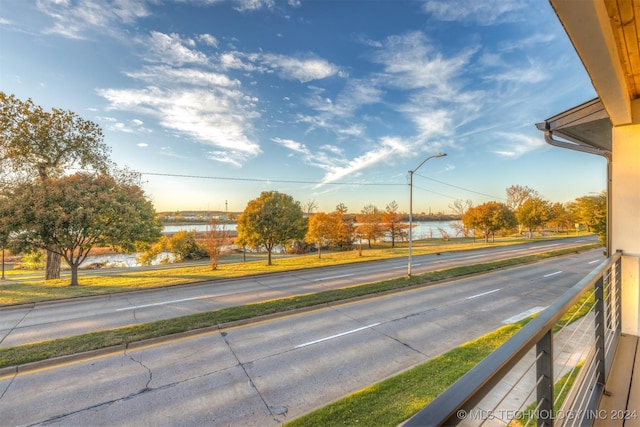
0, 0, 606, 214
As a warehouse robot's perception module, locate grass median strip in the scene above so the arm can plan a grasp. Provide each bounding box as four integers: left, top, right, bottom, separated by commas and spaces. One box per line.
0, 244, 598, 370
284, 319, 529, 427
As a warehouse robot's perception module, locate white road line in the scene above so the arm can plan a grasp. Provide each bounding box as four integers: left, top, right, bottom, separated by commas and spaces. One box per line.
313, 273, 354, 282
588, 259, 601, 264
543, 271, 563, 278
467, 288, 501, 299
295, 323, 381, 348
116, 296, 207, 311
502, 306, 546, 324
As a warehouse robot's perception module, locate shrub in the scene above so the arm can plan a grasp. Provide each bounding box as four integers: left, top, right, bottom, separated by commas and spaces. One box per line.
19, 251, 45, 270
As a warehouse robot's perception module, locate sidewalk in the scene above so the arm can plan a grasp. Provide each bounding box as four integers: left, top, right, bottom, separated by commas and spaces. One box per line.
457, 316, 593, 426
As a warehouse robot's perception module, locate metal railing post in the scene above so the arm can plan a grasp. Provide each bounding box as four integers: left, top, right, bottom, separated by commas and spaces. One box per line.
615, 256, 622, 331
594, 275, 607, 385
536, 330, 554, 426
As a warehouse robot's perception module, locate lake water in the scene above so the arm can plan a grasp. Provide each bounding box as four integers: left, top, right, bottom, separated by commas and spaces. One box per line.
163, 220, 462, 240
81, 220, 462, 268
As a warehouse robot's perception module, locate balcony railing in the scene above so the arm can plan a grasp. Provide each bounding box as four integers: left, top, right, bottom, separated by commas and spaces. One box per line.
404, 250, 623, 427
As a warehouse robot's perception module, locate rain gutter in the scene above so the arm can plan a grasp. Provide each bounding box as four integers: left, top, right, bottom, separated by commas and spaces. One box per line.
535, 115, 612, 257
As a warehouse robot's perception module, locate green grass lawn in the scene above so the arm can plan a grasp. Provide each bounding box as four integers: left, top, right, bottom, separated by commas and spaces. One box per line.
0, 235, 596, 306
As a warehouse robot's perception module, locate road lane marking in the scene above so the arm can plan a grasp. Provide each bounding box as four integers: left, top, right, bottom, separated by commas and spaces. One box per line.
295, 323, 381, 348
460, 243, 563, 260
502, 306, 546, 324
313, 274, 354, 282
467, 288, 501, 299
543, 271, 563, 278
116, 296, 208, 311
588, 259, 601, 264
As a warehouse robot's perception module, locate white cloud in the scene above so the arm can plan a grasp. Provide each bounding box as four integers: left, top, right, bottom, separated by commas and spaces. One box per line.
98, 86, 261, 160
272, 137, 310, 155
126, 65, 240, 88
144, 31, 209, 66
492, 132, 546, 158
489, 60, 550, 84
321, 145, 343, 155
258, 53, 340, 83
373, 31, 472, 97
36, 0, 151, 39
423, 0, 527, 25
317, 137, 409, 186
197, 33, 219, 47
207, 150, 245, 167
233, 0, 276, 12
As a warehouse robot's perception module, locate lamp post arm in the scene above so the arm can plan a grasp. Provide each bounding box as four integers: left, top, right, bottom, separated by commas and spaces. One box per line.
407, 153, 446, 277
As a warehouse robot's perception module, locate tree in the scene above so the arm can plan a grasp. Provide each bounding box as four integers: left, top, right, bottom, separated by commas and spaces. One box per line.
462, 201, 516, 243
515, 197, 551, 238
506, 185, 538, 211
0, 92, 112, 280
167, 230, 207, 261
333, 203, 355, 250
303, 199, 318, 215
236, 191, 306, 265
204, 219, 230, 269
356, 204, 384, 248
570, 192, 607, 244
547, 202, 573, 234
506, 185, 539, 235
305, 212, 341, 259
382, 201, 407, 247
4, 173, 162, 286
449, 199, 473, 237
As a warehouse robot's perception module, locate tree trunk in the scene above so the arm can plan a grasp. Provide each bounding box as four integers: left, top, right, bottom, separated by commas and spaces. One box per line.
45, 250, 61, 280
267, 248, 272, 265
69, 264, 79, 286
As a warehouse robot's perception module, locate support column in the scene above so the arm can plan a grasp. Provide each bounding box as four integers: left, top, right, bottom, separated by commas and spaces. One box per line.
611, 125, 640, 335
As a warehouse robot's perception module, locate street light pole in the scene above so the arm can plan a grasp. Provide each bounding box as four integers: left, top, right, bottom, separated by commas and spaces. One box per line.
408, 153, 447, 277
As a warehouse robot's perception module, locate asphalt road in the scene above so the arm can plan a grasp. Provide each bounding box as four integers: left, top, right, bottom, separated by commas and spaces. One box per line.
0, 248, 604, 426
0, 236, 598, 348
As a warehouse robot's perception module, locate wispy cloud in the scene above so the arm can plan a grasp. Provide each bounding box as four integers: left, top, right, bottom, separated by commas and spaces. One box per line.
272, 137, 310, 155
422, 0, 528, 25
489, 59, 550, 84
36, 0, 151, 39
317, 136, 410, 185
260, 53, 340, 83
492, 132, 546, 158
143, 31, 209, 65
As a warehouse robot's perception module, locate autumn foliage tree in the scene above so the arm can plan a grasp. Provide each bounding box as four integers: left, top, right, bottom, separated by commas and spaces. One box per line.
382, 201, 407, 247
462, 201, 516, 242
568, 191, 607, 244
305, 212, 342, 259
333, 203, 355, 250
0, 92, 112, 280
356, 204, 384, 248
547, 202, 573, 233
515, 196, 551, 238
4, 172, 162, 286
236, 191, 306, 265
